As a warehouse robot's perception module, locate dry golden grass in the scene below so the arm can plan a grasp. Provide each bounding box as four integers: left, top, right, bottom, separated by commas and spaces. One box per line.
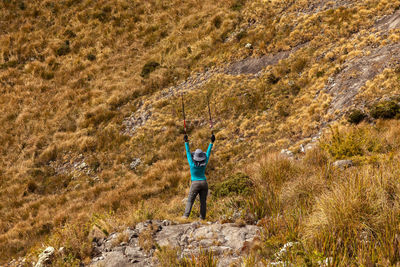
1, 0, 400, 265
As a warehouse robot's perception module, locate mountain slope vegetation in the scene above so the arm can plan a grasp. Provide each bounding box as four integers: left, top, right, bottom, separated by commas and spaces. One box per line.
1, 0, 400, 265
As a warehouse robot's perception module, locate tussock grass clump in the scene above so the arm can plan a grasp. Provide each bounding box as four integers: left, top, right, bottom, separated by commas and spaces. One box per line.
246, 154, 301, 220
304, 163, 400, 265
242, 121, 400, 265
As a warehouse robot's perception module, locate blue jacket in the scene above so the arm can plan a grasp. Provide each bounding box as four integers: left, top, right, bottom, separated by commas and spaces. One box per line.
185, 142, 213, 181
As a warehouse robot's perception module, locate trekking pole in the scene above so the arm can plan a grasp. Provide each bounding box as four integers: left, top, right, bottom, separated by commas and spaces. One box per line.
207, 95, 213, 135
181, 93, 187, 135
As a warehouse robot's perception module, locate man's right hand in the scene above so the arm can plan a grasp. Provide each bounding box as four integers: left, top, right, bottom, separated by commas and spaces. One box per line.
184, 135, 188, 142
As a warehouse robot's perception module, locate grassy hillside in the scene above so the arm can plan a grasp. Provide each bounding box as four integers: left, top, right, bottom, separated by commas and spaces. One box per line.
1, 0, 400, 265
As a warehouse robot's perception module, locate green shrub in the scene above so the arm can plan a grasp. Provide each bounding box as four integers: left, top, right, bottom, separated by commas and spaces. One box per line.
87, 53, 96, 61
315, 70, 324, 78
236, 30, 247, 41
320, 127, 383, 159
212, 173, 253, 197
230, 0, 245, 11
267, 73, 280, 84
27, 180, 38, 193
291, 57, 308, 73
212, 15, 222, 29
56, 41, 71, 56
370, 100, 400, 119
140, 61, 160, 78
64, 29, 76, 38
41, 71, 54, 80
348, 109, 366, 124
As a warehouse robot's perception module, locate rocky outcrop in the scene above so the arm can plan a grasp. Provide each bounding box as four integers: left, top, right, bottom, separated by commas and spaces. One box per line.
325, 43, 400, 115
89, 220, 260, 267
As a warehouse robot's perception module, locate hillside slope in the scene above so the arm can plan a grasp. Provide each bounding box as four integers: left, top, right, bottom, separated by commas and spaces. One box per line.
1, 0, 400, 265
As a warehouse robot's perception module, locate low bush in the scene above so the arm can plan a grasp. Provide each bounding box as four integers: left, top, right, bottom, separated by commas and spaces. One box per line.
140, 61, 160, 78
55, 41, 71, 56
370, 100, 400, 119
87, 53, 96, 61
320, 127, 384, 159
348, 109, 366, 124
212, 172, 253, 197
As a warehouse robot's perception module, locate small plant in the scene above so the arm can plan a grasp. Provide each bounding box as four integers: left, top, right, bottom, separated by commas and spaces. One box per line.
236, 30, 247, 41
212, 172, 253, 197
64, 29, 76, 38
181, 248, 219, 267
348, 109, 366, 124
370, 100, 400, 119
55, 40, 71, 56
320, 127, 383, 159
267, 73, 280, 84
138, 228, 156, 253
231, 0, 245, 11
27, 180, 38, 193
315, 70, 325, 78
212, 15, 222, 29
155, 246, 181, 266
140, 61, 160, 78
291, 57, 308, 74
87, 53, 96, 61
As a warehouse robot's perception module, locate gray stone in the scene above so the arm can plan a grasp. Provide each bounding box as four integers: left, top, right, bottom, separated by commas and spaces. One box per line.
124, 246, 145, 258
35, 247, 55, 267
129, 158, 141, 170
280, 149, 294, 157
333, 159, 353, 169
94, 251, 134, 267
90, 221, 261, 267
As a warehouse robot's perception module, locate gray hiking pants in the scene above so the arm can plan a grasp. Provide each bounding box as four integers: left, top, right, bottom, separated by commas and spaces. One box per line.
183, 180, 208, 219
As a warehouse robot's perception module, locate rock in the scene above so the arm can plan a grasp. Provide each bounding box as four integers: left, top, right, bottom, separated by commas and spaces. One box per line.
78, 162, 87, 169
35, 247, 55, 267
129, 158, 141, 170
332, 159, 353, 169
274, 242, 299, 260
94, 251, 134, 267
280, 149, 294, 158
304, 143, 316, 151
89, 225, 107, 243
245, 43, 252, 49
162, 220, 171, 226
89, 221, 261, 267
58, 247, 65, 255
